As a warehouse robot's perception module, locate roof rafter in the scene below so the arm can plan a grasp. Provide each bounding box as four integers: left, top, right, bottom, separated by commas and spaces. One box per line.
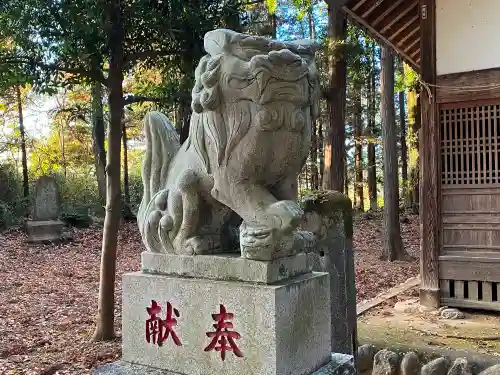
403, 36, 420, 53
380, 1, 417, 34
396, 21, 419, 47
342, 4, 419, 71
352, 0, 371, 12
371, 0, 406, 27
361, 0, 385, 19
390, 14, 419, 41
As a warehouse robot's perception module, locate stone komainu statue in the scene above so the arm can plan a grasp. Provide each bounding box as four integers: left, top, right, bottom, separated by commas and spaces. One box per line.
137, 29, 320, 261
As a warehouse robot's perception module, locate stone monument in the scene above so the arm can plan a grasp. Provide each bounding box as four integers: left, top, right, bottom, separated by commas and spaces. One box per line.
26, 176, 64, 243
98, 29, 356, 375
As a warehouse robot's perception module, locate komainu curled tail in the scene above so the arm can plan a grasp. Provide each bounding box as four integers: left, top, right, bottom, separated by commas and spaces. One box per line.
137, 111, 180, 245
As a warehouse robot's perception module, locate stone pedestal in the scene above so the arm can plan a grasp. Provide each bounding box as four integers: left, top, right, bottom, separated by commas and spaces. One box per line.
26, 220, 64, 243
120, 253, 333, 375
301, 191, 357, 357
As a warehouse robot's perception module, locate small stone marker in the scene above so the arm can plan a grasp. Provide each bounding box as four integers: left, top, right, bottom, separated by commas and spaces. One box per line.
401, 352, 421, 375
33, 176, 61, 221
440, 308, 465, 320
372, 350, 400, 375
479, 364, 500, 375
26, 176, 64, 243
421, 357, 450, 375
357, 344, 377, 372
447, 358, 472, 375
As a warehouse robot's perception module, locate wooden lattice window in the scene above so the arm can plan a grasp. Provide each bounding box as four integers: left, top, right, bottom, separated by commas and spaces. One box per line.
440, 102, 500, 185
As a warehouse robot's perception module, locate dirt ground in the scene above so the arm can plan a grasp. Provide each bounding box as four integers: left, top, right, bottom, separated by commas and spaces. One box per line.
0, 213, 423, 374
358, 287, 500, 357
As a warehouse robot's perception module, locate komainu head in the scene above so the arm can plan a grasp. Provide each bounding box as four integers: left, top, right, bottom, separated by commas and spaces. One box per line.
186, 29, 321, 173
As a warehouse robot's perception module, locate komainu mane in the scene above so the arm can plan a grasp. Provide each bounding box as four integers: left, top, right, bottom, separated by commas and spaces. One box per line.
137, 29, 320, 260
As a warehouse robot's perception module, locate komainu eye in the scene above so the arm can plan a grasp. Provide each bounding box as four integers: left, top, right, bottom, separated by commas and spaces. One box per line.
257, 108, 280, 130
291, 110, 306, 131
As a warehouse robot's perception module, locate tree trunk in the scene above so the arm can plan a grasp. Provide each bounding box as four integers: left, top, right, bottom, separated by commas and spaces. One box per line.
92, 0, 124, 342
367, 43, 377, 211
399, 61, 408, 208
344, 162, 349, 196
122, 121, 130, 206
380, 47, 409, 262
353, 87, 363, 211
271, 13, 277, 39
412, 95, 421, 213
308, 7, 315, 39
318, 116, 324, 187
178, 96, 191, 143
92, 81, 106, 203
60, 122, 67, 178
405, 62, 420, 213
16, 85, 29, 200
323, 4, 347, 192
308, 6, 318, 190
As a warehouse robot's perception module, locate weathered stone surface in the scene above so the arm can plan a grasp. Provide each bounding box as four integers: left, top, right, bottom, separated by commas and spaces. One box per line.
94, 361, 173, 375
33, 176, 61, 221
401, 352, 421, 375
26, 220, 64, 243
447, 358, 472, 375
137, 28, 321, 261
357, 344, 377, 372
372, 350, 400, 375
313, 353, 356, 375
479, 364, 500, 375
122, 271, 331, 375
440, 308, 465, 320
301, 191, 356, 355
141, 251, 311, 284
95, 353, 355, 375
421, 358, 450, 375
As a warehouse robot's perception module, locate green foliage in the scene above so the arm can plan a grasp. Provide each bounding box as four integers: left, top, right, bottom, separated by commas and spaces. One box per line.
53, 172, 103, 217
61, 211, 92, 228
0, 162, 27, 228
127, 173, 143, 214
0, 202, 14, 229
0, 163, 21, 203
395, 63, 419, 93
265, 0, 278, 14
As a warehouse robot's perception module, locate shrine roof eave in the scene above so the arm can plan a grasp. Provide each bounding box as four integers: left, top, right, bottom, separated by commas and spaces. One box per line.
342, 0, 421, 72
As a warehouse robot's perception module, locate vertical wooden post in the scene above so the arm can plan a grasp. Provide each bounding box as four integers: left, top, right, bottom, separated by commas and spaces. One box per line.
419, 0, 440, 308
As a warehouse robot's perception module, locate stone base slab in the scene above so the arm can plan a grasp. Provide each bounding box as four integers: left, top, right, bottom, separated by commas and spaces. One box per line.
141, 251, 311, 284
26, 220, 64, 243
94, 353, 355, 375
122, 271, 331, 375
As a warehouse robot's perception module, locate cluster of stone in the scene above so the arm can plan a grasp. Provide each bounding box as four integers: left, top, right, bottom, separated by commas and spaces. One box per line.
358, 345, 500, 375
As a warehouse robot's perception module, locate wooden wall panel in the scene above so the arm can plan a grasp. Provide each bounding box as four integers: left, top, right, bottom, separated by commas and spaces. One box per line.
436, 68, 500, 104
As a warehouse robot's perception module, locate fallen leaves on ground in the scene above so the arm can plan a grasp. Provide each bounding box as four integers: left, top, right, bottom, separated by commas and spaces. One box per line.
354, 212, 420, 303
0, 223, 141, 375
0, 214, 420, 374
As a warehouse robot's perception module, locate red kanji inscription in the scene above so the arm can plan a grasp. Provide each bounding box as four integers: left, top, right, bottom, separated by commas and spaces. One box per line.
204, 304, 243, 361
145, 300, 182, 347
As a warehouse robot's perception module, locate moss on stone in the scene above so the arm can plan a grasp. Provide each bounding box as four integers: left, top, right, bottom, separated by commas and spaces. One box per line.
301, 190, 353, 239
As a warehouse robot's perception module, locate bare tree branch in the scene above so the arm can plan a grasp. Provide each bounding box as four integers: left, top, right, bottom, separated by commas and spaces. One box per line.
124, 49, 184, 67
123, 95, 165, 105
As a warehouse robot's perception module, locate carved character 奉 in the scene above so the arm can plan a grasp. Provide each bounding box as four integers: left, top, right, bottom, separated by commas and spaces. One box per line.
137, 29, 320, 260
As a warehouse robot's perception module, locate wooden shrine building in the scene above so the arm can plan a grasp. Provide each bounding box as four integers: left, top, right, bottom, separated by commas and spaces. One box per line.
338, 0, 500, 310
